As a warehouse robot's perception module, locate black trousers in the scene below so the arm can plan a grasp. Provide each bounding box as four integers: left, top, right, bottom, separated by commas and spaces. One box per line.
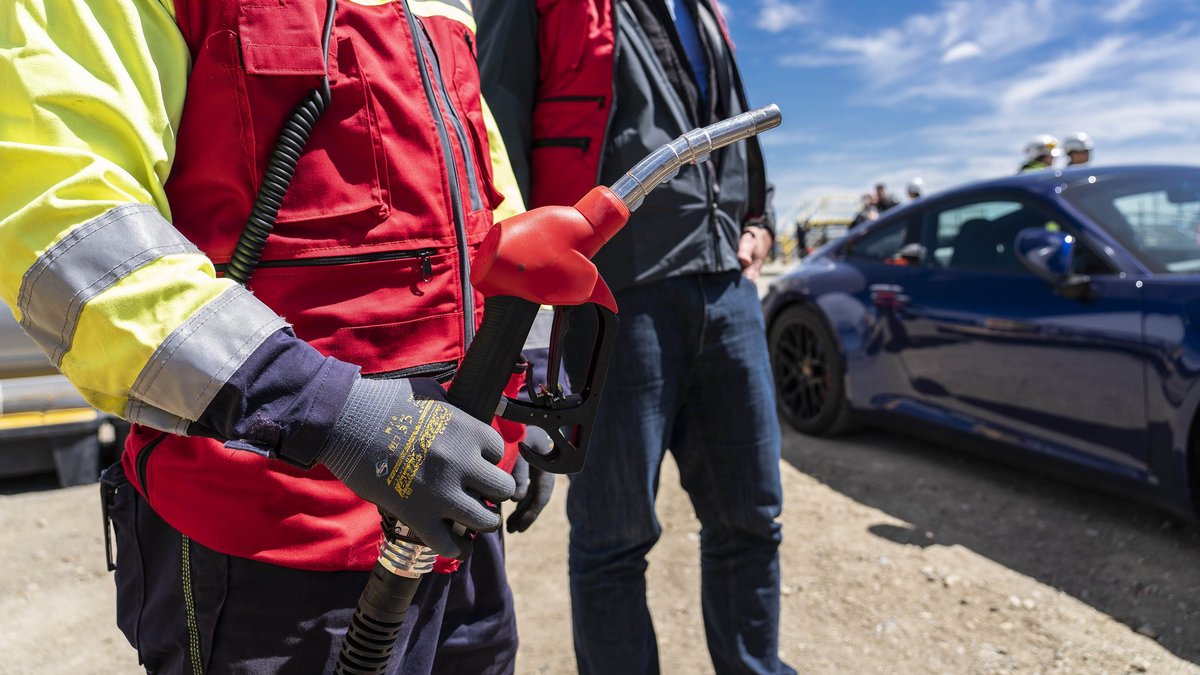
101, 462, 518, 674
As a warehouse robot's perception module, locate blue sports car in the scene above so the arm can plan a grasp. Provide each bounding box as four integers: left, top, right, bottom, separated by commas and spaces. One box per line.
763, 165, 1200, 519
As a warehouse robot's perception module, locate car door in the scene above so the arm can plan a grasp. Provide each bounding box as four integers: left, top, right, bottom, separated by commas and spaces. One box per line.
890, 194, 1150, 475
837, 213, 927, 405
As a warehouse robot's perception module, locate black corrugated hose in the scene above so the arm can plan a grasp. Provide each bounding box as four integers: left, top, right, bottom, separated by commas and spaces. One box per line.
225, 0, 337, 285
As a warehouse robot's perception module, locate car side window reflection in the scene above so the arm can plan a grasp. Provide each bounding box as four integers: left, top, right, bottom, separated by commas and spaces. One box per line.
930, 200, 1045, 274
845, 219, 921, 266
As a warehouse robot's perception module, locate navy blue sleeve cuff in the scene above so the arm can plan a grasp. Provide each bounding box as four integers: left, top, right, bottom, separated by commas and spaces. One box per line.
188, 328, 359, 469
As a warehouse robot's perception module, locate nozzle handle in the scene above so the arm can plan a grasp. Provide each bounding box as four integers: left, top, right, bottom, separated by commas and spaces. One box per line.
447, 295, 542, 422
610, 104, 782, 210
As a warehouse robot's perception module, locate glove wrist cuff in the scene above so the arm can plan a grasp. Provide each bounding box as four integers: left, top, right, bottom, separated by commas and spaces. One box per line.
315, 377, 402, 477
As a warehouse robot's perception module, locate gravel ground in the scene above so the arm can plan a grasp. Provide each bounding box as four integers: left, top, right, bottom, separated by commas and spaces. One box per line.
2, 425, 1199, 674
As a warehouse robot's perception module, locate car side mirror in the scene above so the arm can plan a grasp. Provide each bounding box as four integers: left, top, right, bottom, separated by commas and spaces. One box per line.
1015, 228, 1091, 300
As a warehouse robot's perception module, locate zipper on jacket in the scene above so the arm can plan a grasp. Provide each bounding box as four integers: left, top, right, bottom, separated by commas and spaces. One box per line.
134, 432, 169, 500
215, 249, 435, 282
532, 137, 592, 152
416, 24, 483, 214
365, 360, 457, 384
463, 30, 475, 59
402, 1, 475, 346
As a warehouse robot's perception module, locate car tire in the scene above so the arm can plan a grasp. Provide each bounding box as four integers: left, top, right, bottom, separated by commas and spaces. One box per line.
768, 304, 854, 436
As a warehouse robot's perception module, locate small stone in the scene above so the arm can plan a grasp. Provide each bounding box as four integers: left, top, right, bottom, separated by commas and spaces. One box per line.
1135, 624, 1159, 640
1129, 656, 1151, 672
921, 566, 937, 582
919, 611, 933, 620
878, 556, 892, 567
1000, 621, 1015, 631
781, 585, 796, 597
35, 518, 49, 528
924, 531, 935, 540
1022, 598, 1036, 610
1008, 595, 1022, 607
943, 574, 961, 588
686, 532, 699, 542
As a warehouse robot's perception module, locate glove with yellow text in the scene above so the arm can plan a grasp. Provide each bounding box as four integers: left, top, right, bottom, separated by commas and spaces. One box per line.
317, 376, 515, 559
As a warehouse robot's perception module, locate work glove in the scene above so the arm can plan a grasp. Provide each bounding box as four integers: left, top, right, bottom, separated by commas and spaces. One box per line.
506, 426, 556, 533
317, 376, 516, 559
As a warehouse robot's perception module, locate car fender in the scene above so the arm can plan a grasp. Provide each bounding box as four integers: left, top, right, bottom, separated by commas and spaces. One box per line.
764, 259, 875, 402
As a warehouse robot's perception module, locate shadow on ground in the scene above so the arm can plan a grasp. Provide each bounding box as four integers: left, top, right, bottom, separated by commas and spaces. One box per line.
781, 426, 1200, 664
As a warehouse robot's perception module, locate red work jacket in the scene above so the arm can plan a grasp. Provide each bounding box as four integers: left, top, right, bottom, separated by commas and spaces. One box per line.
121, 0, 521, 572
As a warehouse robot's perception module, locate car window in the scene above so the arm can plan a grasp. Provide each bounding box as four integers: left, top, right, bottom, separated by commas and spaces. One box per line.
1061, 169, 1200, 274
1110, 190, 1200, 271
929, 200, 1049, 274
844, 218, 920, 265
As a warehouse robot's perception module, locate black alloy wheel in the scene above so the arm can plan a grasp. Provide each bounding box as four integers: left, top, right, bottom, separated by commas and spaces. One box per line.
768, 304, 852, 436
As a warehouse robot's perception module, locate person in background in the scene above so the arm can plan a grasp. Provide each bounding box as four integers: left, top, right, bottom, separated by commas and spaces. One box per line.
874, 182, 899, 211
475, 1, 795, 674
1064, 132, 1094, 166
850, 193, 879, 229
907, 177, 925, 201
1020, 135, 1061, 172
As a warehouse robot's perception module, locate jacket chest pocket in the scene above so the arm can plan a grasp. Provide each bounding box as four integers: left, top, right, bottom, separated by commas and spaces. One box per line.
236, 3, 390, 232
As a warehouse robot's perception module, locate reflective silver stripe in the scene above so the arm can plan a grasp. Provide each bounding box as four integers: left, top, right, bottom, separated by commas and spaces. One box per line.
416, 0, 472, 13
17, 204, 202, 366
126, 285, 288, 429
126, 404, 190, 436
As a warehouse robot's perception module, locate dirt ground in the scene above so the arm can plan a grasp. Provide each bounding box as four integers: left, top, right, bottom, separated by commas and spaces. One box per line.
2, 424, 1199, 674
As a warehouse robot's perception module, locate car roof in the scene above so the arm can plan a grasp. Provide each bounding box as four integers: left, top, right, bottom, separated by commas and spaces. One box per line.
864, 164, 1198, 224
934, 164, 1199, 200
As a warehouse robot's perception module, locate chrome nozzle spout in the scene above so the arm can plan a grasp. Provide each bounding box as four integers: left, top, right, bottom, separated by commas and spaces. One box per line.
610, 104, 783, 211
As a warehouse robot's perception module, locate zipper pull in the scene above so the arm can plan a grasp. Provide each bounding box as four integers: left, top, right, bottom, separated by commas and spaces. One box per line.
464, 30, 475, 58
420, 251, 433, 282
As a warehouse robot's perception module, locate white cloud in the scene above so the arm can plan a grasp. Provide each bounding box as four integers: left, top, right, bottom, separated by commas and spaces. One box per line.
760, 0, 1200, 208
778, 0, 1062, 95
998, 36, 1127, 110
942, 41, 983, 63
756, 0, 818, 33
1103, 0, 1149, 23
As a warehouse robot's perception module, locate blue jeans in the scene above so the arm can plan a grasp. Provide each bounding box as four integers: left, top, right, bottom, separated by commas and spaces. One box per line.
563, 272, 793, 675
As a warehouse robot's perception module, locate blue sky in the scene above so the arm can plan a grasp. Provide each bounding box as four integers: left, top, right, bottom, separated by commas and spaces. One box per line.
720, 0, 1200, 221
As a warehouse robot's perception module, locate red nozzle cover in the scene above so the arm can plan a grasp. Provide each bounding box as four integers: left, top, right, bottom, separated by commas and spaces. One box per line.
471, 187, 630, 312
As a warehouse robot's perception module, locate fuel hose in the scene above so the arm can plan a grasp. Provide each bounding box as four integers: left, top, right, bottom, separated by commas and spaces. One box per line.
334, 104, 782, 674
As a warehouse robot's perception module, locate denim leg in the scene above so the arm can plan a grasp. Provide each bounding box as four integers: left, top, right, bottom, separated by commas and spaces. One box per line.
563, 279, 697, 675
670, 273, 794, 675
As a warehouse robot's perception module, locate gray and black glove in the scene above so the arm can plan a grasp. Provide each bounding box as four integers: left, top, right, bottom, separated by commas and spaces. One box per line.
506, 426, 556, 533
318, 376, 515, 559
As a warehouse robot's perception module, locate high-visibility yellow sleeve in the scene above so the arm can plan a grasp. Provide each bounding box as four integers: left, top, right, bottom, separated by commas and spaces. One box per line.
0, 1, 287, 431
482, 96, 528, 221
1, 0, 187, 302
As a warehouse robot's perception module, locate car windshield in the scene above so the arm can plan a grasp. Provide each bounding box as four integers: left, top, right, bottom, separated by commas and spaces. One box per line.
1061, 167, 1200, 273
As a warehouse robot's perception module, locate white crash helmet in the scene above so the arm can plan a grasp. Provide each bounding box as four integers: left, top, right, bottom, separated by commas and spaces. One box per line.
1063, 132, 1094, 153
907, 177, 925, 197
1024, 135, 1061, 161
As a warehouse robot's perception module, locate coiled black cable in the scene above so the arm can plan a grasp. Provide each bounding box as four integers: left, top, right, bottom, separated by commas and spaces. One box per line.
226, 0, 337, 285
